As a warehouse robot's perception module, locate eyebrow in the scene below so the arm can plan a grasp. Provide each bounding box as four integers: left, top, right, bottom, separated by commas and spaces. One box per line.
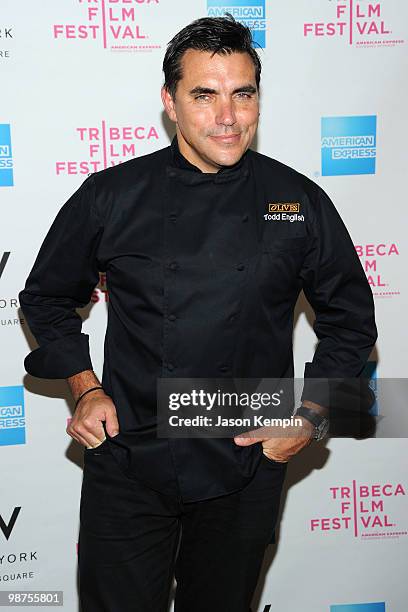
188, 84, 257, 96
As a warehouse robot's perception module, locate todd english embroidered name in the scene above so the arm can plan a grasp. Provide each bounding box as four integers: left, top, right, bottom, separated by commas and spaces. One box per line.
264, 213, 305, 222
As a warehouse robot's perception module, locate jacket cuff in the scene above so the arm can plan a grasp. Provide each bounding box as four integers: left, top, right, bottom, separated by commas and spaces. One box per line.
300, 362, 331, 409
23, 333, 93, 379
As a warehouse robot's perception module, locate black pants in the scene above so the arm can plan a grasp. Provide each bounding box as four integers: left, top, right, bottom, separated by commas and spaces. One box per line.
78, 441, 287, 612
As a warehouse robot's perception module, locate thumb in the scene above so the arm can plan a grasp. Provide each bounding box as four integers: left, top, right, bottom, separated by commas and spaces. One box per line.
234, 433, 265, 446
105, 414, 120, 437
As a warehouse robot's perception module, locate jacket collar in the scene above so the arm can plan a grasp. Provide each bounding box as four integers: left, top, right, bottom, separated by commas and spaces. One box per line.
167, 134, 250, 185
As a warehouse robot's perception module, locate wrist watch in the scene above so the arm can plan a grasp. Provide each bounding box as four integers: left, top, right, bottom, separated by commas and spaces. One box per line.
295, 406, 329, 441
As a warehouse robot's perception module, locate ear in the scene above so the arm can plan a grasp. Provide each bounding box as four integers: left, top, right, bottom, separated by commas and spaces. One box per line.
161, 86, 177, 123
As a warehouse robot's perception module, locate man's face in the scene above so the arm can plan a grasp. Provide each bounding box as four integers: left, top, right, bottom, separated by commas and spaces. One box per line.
161, 49, 260, 173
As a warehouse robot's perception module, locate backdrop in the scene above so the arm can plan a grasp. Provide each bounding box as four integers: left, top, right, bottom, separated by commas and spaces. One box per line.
1, 1, 407, 611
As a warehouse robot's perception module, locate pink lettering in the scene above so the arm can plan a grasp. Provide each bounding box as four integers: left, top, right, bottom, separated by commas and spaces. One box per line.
359, 484, 405, 497
53, 25, 64, 39
303, 24, 313, 37
367, 275, 386, 287
88, 7, 99, 20
123, 143, 136, 156
109, 127, 120, 140
76, 128, 88, 141
303, 22, 347, 37
55, 162, 65, 175
310, 517, 351, 531
315, 23, 325, 36
106, 126, 158, 140
89, 144, 99, 157
109, 8, 135, 20
368, 4, 381, 17
55, 161, 102, 175
356, 21, 390, 35
337, 4, 347, 18
360, 500, 384, 513
147, 126, 159, 139
110, 25, 145, 40
52, 24, 99, 40
361, 515, 393, 528
364, 260, 377, 271
355, 243, 399, 257
356, 4, 381, 18
89, 128, 99, 140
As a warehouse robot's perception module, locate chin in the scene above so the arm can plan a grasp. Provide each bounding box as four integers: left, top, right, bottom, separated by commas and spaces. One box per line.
216, 152, 243, 167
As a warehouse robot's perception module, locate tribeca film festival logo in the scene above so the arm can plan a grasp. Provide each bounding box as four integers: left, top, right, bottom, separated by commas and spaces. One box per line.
0, 386, 25, 447
55, 121, 159, 175
304, 1, 405, 49
53, 0, 161, 53
0, 124, 13, 187
310, 480, 406, 540
321, 115, 376, 176
0, 25, 13, 60
207, 0, 266, 48
355, 242, 400, 299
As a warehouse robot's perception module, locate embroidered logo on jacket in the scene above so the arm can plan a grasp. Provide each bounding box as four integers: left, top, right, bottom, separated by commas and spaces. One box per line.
268, 202, 300, 213
264, 202, 304, 222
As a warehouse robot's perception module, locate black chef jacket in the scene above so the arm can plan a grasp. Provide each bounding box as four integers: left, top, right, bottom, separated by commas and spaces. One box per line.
19, 134, 377, 502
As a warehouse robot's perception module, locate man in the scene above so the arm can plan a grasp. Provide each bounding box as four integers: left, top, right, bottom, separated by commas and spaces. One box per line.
19, 14, 377, 612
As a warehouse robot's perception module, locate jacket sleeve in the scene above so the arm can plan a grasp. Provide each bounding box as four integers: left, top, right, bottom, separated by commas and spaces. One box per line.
18, 174, 104, 379
299, 184, 378, 409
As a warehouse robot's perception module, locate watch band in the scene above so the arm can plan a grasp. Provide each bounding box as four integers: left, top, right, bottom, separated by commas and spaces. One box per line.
295, 406, 326, 427
295, 406, 329, 441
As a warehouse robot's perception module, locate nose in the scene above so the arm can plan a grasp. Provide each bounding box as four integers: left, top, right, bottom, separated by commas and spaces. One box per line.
215, 98, 237, 127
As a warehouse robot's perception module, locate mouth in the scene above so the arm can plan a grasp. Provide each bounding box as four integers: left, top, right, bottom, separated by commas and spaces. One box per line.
209, 133, 241, 145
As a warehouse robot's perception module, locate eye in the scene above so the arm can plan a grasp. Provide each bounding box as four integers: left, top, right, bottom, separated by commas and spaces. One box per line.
236, 93, 253, 99
195, 94, 211, 101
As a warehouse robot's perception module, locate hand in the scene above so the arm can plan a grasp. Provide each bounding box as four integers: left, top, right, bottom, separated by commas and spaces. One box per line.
66, 389, 120, 449
234, 417, 315, 463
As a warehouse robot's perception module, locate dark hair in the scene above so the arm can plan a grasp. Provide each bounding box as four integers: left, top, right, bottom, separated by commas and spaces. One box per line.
162, 13, 262, 100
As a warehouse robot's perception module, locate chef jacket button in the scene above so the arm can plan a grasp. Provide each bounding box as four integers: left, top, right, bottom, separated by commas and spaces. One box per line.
241, 214, 249, 222
219, 365, 230, 373
168, 314, 176, 321
236, 263, 245, 271
166, 362, 175, 371
169, 212, 178, 223
168, 261, 179, 270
